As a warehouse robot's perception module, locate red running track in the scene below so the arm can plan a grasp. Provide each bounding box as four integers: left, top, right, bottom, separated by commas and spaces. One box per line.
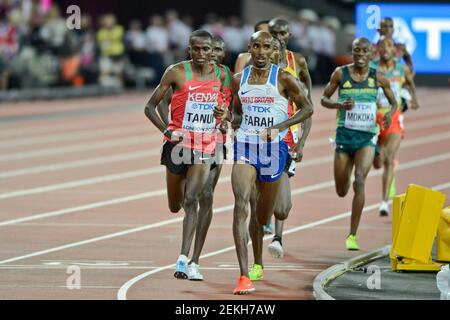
0, 88, 449, 300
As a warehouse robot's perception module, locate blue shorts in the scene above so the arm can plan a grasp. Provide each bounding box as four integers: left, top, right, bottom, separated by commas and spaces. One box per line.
234, 140, 289, 182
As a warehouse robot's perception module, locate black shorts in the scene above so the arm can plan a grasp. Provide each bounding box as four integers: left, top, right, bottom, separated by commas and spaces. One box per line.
160, 141, 218, 176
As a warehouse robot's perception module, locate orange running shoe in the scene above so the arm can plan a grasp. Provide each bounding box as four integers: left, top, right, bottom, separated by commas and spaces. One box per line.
233, 276, 255, 295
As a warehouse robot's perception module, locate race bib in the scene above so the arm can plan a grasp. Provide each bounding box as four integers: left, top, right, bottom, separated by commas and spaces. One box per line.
182, 101, 217, 133
344, 102, 377, 132
378, 82, 401, 108
241, 104, 275, 134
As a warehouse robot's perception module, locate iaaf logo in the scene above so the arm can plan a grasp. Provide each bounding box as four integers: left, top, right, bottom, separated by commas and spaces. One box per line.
247, 105, 271, 113
366, 6, 450, 60
188, 92, 218, 102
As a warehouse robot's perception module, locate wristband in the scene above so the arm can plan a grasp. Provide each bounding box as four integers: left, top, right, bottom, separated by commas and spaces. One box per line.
163, 128, 170, 137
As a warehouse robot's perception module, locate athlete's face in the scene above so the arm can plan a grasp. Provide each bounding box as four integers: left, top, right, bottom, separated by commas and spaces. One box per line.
378, 38, 395, 62
270, 39, 281, 64
249, 33, 273, 68
189, 37, 212, 66
379, 19, 394, 38
269, 24, 290, 47
210, 40, 225, 65
352, 40, 372, 68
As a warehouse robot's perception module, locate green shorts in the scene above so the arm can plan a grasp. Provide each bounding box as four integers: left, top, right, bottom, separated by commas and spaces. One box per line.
335, 127, 378, 157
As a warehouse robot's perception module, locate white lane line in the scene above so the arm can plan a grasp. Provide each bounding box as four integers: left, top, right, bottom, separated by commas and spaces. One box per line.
0, 117, 140, 139
0, 153, 448, 268
116, 180, 450, 300
0, 135, 161, 162
0, 149, 156, 179
0, 147, 448, 227
1, 145, 448, 227
0, 125, 149, 149
0, 167, 165, 200
0, 204, 234, 265
2, 113, 448, 179
2, 128, 450, 200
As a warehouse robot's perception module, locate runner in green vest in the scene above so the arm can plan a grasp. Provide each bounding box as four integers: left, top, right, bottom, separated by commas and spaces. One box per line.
321, 37, 397, 250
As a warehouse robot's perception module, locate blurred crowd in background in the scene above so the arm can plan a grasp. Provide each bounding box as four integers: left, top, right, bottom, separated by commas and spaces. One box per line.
0, 0, 355, 91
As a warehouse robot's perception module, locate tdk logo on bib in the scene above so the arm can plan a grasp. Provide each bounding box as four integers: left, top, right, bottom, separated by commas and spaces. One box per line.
192, 103, 214, 111
356, 3, 450, 74
247, 105, 271, 113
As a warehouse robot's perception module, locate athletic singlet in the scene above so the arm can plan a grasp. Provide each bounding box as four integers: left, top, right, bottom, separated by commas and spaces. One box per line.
236, 64, 289, 144
283, 50, 300, 148
218, 64, 232, 144
370, 59, 405, 113
221, 64, 233, 108
167, 61, 221, 154
337, 65, 379, 134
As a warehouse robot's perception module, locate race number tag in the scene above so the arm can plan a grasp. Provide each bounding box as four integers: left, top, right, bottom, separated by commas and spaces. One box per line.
182, 100, 217, 133
344, 102, 377, 132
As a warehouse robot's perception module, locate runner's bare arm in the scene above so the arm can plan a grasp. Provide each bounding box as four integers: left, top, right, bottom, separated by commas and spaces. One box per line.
157, 88, 173, 126
213, 73, 242, 128
404, 65, 419, 110
295, 53, 312, 100
321, 67, 353, 110
270, 70, 313, 133
230, 74, 243, 129
377, 72, 398, 129
397, 43, 414, 77
144, 65, 179, 138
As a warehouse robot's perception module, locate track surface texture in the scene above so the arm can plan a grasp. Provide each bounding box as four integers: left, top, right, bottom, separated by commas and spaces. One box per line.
0, 88, 449, 300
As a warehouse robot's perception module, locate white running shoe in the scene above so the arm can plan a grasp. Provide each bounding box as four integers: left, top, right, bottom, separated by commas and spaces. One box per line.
379, 201, 390, 217
268, 240, 284, 259
187, 263, 204, 281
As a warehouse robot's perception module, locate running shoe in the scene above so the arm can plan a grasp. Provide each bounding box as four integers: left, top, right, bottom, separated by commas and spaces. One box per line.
346, 234, 360, 251
174, 255, 188, 279
268, 240, 284, 259
263, 222, 273, 235
379, 201, 390, 217
187, 262, 204, 281
249, 264, 263, 281
233, 276, 255, 295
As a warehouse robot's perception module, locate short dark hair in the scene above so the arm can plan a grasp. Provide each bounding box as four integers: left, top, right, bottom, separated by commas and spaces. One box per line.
254, 20, 269, 32
212, 35, 225, 45
268, 18, 289, 29
250, 31, 273, 43
189, 29, 213, 44
352, 37, 371, 48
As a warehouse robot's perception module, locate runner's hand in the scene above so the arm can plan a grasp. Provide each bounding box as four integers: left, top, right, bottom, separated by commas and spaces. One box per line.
410, 99, 420, 110
259, 129, 273, 142
338, 98, 354, 110
292, 144, 304, 162
218, 121, 228, 134
213, 105, 229, 121
170, 130, 184, 143
382, 113, 392, 129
